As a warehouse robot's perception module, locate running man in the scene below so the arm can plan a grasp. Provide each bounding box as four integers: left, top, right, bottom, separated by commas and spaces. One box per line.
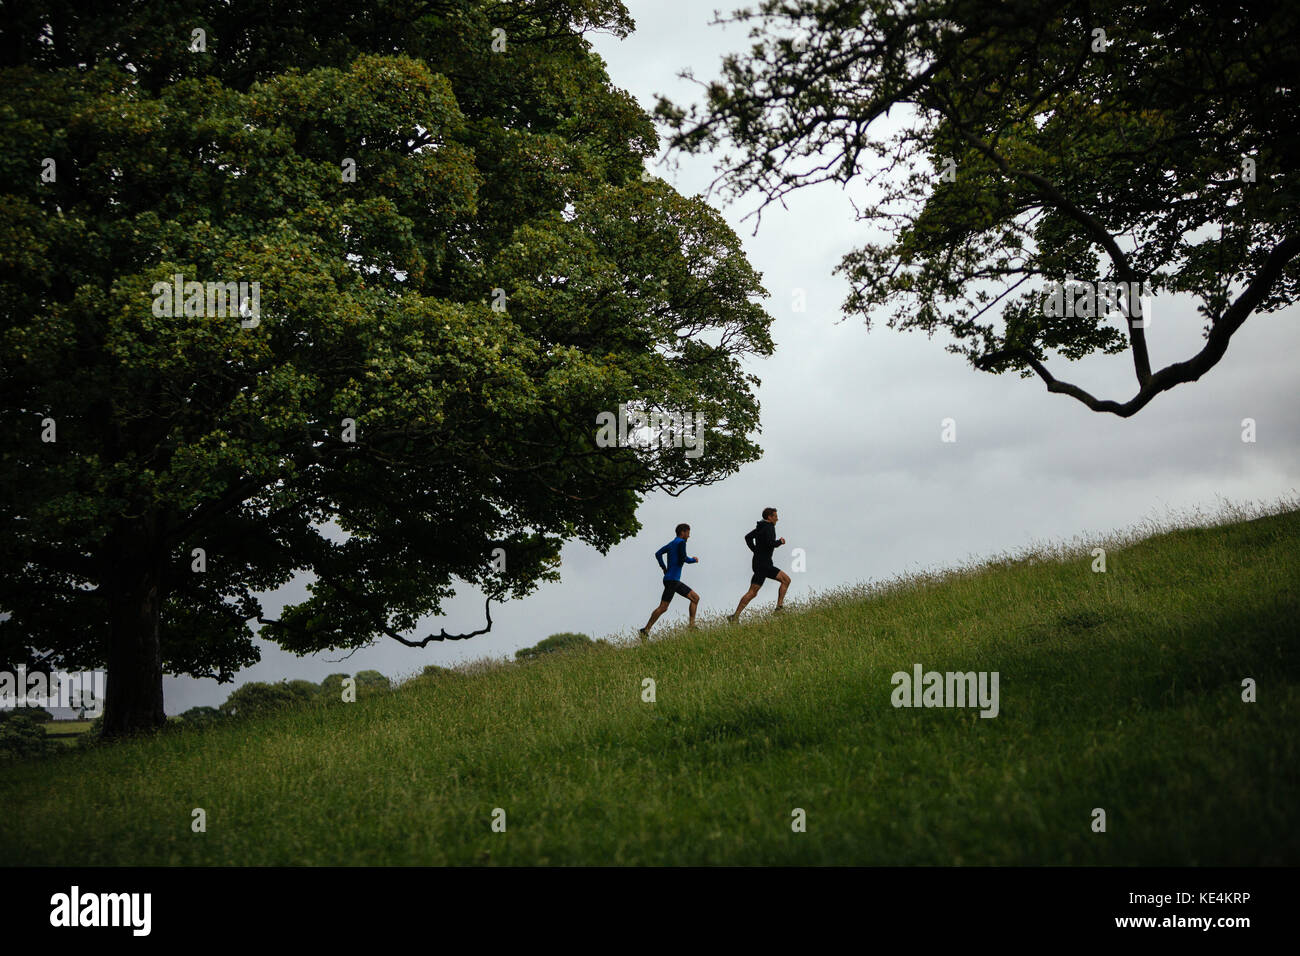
730, 507, 790, 621
640, 523, 700, 638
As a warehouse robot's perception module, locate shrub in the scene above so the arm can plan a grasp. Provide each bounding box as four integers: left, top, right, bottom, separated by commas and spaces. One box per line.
516, 632, 594, 661
0, 713, 59, 761
177, 706, 223, 728
0, 705, 53, 723
219, 680, 317, 719
354, 670, 391, 696
319, 673, 351, 702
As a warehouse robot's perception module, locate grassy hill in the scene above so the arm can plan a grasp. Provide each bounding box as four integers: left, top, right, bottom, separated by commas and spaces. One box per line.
2, 505, 1297, 865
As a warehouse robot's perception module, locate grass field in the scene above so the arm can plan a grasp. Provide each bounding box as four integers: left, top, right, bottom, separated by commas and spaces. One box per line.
2, 504, 1297, 865
41, 721, 94, 747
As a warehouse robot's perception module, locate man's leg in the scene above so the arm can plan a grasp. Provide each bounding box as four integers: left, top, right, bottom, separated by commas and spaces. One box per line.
732, 581, 761, 620
775, 571, 791, 608
643, 600, 670, 633
687, 590, 700, 627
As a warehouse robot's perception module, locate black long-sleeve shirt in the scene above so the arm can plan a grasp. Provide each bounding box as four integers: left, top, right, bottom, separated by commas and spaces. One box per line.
745, 520, 781, 567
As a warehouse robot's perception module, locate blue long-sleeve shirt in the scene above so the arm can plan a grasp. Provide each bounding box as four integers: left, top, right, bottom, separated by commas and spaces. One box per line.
655, 537, 697, 581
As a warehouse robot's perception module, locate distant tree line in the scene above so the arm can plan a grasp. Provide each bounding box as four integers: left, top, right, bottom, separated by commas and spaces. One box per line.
199, 670, 393, 720
1, 670, 393, 758
6, 632, 606, 759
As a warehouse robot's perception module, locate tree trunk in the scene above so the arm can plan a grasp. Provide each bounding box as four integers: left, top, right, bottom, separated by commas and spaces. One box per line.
102, 531, 167, 738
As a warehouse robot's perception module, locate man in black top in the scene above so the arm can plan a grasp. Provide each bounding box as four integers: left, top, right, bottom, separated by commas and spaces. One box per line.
729, 507, 790, 621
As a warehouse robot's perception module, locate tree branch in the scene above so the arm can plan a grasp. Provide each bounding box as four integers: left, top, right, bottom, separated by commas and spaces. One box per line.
940, 111, 1155, 386
977, 232, 1300, 415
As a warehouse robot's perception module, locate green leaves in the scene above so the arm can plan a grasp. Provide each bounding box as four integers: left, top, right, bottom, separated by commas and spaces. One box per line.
662, 0, 1300, 415
1, 0, 773, 689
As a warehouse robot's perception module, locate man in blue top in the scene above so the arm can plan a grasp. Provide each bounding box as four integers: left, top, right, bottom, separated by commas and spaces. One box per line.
639, 523, 700, 638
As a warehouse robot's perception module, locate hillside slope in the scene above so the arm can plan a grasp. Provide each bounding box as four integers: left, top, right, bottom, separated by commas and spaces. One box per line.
2, 508, 1297, 865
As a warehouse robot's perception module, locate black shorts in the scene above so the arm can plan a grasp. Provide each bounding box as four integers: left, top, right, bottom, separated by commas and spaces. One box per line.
661, 579, 693, 603
750, 565, 782, 587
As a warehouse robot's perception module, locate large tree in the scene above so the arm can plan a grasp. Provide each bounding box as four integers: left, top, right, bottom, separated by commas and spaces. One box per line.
657, 0, 1299, 415
0, 1, 773, 736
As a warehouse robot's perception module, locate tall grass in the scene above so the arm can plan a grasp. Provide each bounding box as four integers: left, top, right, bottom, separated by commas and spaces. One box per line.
2, 499, 1296, 865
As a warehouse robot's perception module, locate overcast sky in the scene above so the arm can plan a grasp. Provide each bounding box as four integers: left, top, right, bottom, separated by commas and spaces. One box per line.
161, 1, 1299, 714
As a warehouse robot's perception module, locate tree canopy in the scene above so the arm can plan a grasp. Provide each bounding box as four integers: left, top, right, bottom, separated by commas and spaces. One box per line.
0, 0, 774, 735
657, 0, 1299, 416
